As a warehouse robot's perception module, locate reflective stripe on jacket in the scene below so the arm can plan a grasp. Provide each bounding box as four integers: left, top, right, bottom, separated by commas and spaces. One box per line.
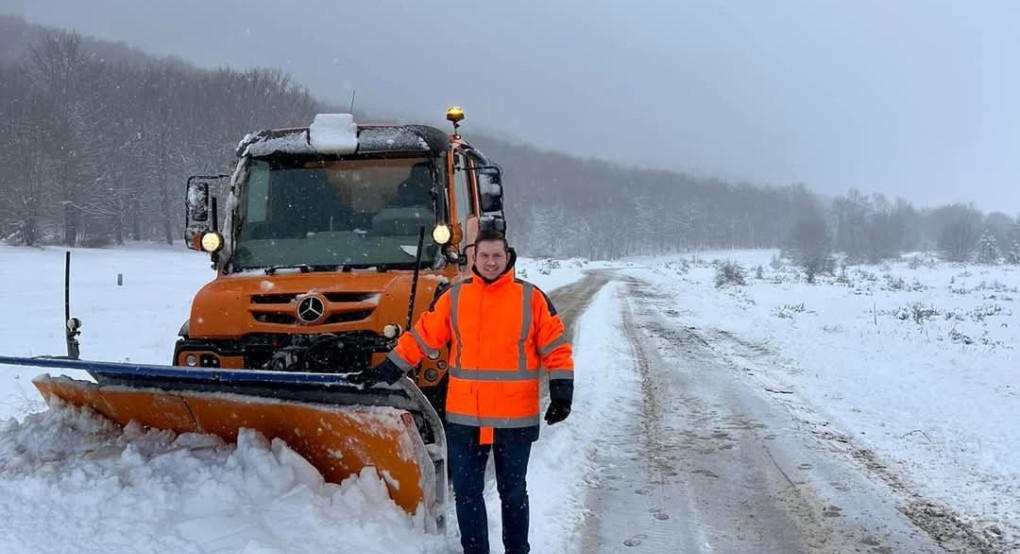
390, 266, 573, 437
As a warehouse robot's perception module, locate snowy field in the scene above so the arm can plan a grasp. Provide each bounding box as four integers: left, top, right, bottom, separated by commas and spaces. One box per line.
1, 244, 1018, 551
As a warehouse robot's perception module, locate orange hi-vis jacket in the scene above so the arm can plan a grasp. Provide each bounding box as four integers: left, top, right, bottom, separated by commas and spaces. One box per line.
388, 266, 574, 444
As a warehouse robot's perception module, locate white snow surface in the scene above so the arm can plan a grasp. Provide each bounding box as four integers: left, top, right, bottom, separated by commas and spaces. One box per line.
620, 251, 1020, 545
308, 113, 358, 154
241, 131, 315, 158
1, 245, 1018, 551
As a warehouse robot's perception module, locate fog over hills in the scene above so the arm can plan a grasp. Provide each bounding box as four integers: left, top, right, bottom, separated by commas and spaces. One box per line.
3, 1, 1019, 213
1, 14, 1017, 264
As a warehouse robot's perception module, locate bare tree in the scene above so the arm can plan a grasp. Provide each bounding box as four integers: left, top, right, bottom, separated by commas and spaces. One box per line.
27, 31, 110, 245
933, 204, 983, 262
784, 194, 833, 283
0, 65, 53, 245
833, 188, 871, 261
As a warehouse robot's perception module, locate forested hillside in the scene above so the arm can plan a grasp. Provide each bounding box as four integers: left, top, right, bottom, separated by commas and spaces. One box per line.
1, 15, 1017, 264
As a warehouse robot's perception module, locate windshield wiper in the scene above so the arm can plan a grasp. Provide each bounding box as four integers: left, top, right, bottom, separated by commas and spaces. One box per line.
262, 264, 342, 275
255, 261, 428, 275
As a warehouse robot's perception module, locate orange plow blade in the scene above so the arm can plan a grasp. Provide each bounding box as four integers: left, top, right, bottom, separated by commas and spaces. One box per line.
22, 368, 447, 532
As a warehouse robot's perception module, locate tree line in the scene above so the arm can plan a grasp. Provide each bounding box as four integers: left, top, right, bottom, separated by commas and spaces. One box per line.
476, 135, 1020, 265
0, 24, 323, 246
1, 18, 1017, 266
781, 189, 1019, 279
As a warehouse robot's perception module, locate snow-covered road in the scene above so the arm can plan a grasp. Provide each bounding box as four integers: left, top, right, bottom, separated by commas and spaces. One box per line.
575, 273, 955, 553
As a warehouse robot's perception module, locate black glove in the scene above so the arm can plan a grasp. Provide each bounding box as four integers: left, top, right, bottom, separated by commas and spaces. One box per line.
347, 358, 404, 387
544, 398, 571, 425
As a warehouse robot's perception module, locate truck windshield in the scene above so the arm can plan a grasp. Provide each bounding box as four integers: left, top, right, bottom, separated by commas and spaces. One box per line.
228, 156, 441, 271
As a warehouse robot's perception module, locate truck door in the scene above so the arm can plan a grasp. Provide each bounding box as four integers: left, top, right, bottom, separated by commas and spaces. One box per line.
468, 153, 505, 235
452, 151, 479, 266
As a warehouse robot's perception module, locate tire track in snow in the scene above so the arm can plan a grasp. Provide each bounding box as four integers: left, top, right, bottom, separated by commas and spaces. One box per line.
699, 328, 1015, 554
577, 275, 949, 553
548, 271, 615, 339
576, 280, 706, 553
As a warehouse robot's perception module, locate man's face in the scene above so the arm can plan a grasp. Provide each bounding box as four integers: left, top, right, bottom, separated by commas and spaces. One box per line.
475, 240, 509, 281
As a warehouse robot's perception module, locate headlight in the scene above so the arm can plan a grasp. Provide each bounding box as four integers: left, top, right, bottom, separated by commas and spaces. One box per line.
200, 232, 223, 253
432, 224, 451, 245
185, 354, 198, 367
383, 324, 401, 339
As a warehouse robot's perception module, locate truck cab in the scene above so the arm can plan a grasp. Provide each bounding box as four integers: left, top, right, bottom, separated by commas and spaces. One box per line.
177, 110, 505, 413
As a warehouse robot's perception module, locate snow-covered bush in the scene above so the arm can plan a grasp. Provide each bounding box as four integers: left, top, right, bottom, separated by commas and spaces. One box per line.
537, 259, 560, 275
853, 269, 878, 283
835, 262, 850, 285
820, 323, 844, 333
949, 328, 974, 345
714, 260, 746, 288
942, 309, 965, 322
884, 274, 906, 291
769, 253, 784, 270
973, 230, 1002, 265
974, 280, 1019, 294
1006, 241, 1020, 265
890, 303, 938, 324
768, 271, 796, 285
910, 303, 939, 324
884, 275, 927, 292
905, 254, 938, 270
663, 259, 690, 275
968, 303, 1007, 322
772, 302, 807, 319
801, 255, 835, 284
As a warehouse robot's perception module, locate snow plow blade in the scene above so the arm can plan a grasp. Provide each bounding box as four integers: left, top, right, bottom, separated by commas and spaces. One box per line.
0, 356, 447, 531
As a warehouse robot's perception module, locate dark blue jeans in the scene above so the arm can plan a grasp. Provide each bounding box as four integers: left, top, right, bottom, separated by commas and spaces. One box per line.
448, 433, 533, 554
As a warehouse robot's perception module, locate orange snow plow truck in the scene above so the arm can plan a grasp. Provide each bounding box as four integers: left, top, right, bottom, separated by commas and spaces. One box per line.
0, 108, 506, 532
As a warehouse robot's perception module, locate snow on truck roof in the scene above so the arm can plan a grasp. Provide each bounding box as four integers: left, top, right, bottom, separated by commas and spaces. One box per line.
236, 113, 451, 158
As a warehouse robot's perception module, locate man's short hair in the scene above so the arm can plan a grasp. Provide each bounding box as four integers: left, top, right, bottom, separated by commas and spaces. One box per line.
474, 229, 509, 252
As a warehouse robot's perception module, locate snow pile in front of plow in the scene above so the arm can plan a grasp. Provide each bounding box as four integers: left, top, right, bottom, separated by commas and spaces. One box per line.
0, 402, 455, 554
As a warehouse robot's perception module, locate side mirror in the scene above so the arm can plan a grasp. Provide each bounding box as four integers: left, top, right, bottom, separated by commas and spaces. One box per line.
185, 175, 228, 250
479, 215, 507, 234
476, 165, 505, 234
187, 180, 210, 223
478, 168, 503, 214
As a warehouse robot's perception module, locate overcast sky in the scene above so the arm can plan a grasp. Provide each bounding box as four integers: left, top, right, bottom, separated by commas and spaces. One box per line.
2, 0, 1018, 213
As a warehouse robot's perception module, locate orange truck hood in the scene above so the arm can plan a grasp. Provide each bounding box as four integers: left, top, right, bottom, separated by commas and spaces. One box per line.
189, 270, 449, 339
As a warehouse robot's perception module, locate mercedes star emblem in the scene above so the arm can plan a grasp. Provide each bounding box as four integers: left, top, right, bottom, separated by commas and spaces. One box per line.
296, 294, 326, 324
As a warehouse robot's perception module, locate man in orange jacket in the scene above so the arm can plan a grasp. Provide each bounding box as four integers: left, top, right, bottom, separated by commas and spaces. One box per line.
352, 230, 574, 554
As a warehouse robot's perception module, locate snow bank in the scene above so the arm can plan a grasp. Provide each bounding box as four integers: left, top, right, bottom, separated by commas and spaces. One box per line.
0, 401, 455, 553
